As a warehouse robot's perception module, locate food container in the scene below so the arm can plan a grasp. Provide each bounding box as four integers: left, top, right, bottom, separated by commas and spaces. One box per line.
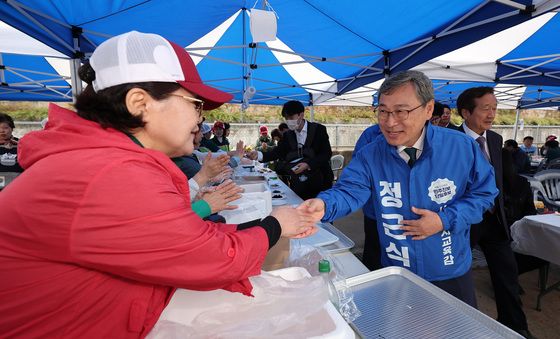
219, 182, 272, 224
347, 267, 522, 338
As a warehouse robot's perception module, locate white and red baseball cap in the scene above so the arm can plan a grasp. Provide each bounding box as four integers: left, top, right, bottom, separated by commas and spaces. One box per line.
89, 31, 232, 110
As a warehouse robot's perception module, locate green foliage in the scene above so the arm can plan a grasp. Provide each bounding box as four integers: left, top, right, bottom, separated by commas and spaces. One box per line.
0, 102, 49, 121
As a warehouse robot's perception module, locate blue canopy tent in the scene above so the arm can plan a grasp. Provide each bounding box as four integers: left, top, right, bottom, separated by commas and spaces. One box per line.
407, 9, 560, 140
0, 21, 71, 101
1, 0, 558, 107
0, 52, 72, 101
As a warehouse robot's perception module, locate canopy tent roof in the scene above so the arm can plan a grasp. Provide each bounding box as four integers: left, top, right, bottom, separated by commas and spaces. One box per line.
336, 9, 560, 110
1, 0, 558, 105
0, 21, 71, 101
409, 10, 560, 110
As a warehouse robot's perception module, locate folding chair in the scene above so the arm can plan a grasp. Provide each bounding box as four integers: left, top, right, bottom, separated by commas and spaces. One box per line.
330, 154, 344, 181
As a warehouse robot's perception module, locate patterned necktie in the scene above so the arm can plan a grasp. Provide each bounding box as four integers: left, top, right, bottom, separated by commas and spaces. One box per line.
476, 136, 490, 162
404, 147, 417, 167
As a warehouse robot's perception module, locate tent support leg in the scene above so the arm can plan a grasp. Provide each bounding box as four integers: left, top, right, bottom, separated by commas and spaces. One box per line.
70, 58, 82, 102
513, 106, 521, 141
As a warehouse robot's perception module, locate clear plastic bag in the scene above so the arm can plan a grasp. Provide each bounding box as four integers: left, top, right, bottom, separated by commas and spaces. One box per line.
148, 270, 336, 339
287, 242, 361, 323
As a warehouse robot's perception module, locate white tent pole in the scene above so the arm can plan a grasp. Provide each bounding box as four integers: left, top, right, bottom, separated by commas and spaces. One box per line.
69, 58, 82, 101
513, 102, 521, 141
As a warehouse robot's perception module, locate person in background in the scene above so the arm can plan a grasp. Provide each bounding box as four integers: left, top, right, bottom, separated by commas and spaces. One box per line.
457, 86, 530, 337
429, 101, 444, 126
278, 122, 289, 135
0, 31, 317, 338
199, 122, 220, 152
174, 124, 240, 219
0, 112, 23, 174
224, 122, 231, 138
543, 139, 560, 162
540, 134, 557, 156
438, 104, 459, 130
248, 100, 333, 200
519, 136, 537, 156
504, 139, 531, 174
299, 70, 497, 307
256, 125, 275, 152
271, 128, 282, 144
211, 121, 229, 151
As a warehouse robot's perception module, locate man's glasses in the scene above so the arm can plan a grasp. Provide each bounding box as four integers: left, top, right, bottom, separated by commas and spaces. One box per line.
375, 103, 423, 121
169, 94, 205, 116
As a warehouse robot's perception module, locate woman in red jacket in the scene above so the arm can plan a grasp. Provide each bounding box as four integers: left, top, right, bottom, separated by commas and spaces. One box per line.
0, 31, 316, 338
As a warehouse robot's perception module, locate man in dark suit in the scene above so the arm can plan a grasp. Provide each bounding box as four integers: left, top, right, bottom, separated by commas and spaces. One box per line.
249, 100, 333, 200
439, 104, 460, 130
457, 87, 530, 337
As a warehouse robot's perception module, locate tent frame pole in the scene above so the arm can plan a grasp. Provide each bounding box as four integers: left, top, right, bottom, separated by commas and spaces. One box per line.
69, 58, 82, 101
513, 102, 521, 141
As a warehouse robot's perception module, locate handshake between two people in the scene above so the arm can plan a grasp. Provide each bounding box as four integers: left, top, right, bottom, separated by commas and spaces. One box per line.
271, 198, 327, 239
274, 198, 445, 241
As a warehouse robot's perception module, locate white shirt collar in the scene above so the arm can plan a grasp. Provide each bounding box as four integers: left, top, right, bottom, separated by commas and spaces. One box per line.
295, 120, 308, 145
397, 127, 426, 162
462, 122, 487, 140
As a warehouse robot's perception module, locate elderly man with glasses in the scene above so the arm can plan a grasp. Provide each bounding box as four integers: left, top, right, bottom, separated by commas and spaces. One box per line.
299, 70, 498, 307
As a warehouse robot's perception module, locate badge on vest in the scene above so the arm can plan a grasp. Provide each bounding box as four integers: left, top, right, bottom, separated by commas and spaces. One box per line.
428, 178, 456, 204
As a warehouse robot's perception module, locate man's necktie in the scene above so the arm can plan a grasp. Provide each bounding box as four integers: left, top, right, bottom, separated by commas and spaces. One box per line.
404, 147, 417, 167
476, 136, 491, 162
476, 136, 496, 213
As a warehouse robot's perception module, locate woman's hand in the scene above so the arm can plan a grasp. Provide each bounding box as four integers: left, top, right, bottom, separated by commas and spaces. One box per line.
234, 140, 245, 158
270, 206, 318, 238
199, 179, 243, 213
196, 152, 230, 185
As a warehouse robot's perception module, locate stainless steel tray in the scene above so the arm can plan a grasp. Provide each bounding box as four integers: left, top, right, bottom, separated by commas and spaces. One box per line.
317, 222, 355, 253
346, 267, 522, 339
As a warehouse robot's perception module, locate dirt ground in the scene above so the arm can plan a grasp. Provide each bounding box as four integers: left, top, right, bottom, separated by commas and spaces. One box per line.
333, 210, 560, 339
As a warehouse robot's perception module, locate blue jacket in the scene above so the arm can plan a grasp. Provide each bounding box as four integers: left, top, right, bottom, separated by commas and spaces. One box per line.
353, 125, 382, 219
319, 124, 498, 281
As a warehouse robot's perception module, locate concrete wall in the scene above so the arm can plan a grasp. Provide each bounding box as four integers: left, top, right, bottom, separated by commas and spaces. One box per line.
14, 121, 559, 151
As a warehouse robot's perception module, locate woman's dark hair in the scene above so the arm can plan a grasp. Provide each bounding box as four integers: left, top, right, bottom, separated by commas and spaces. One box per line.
504, 139, 518, 149
271, 128, 282, 140
278, 122, 288, 131
545, 140, 559, 148
0, 112, 15, 129
75, 62, 182, 133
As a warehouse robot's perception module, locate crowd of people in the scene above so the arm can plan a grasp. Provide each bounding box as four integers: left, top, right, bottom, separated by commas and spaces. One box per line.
0, 30, 555, 338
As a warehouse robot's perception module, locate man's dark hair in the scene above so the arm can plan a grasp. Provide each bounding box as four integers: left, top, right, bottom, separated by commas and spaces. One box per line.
224, 122, 230, 130
432, 102, 444, 117
545, 140, 559, 148
523, 136, 534, 141
278, 122, 289, 131
456, 87, 494, 118
442, 104, 451, 110
504, 139, 518, 149
75, 62, 182, 133
0, 112, 15, 129
281, 100, 304, 118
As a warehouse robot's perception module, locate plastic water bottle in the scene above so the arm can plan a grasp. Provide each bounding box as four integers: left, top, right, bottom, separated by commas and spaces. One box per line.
318, 259, 339, 308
